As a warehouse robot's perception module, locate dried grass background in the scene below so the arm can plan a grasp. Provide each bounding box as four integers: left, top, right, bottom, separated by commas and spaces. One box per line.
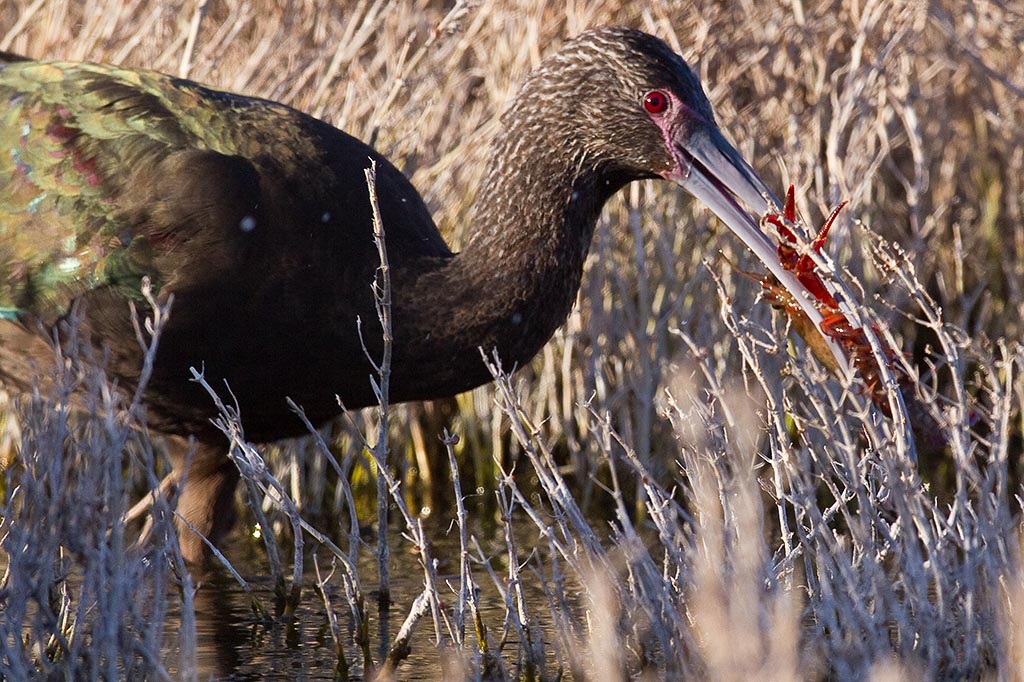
1, 0, 1024, 680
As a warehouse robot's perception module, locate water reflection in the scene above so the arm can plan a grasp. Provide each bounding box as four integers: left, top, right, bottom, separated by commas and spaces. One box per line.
169, 518, 546, 680
0, 503, 571, 679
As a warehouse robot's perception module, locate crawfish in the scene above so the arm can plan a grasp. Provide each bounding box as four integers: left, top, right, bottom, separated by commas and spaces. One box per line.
759, 186, 903, 417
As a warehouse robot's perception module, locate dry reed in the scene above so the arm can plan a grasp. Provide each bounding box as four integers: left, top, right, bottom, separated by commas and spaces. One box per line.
1, 0, 1023, 679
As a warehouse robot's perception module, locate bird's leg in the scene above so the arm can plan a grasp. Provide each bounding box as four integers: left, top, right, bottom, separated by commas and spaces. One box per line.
127, 437, 240, 563
167, 439, 240, 564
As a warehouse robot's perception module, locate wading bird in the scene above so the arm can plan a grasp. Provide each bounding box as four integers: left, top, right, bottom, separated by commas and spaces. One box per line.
0, 27, 832, 562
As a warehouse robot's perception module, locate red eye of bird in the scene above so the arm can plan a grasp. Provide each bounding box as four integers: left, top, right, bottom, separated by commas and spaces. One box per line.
643, 90, 669, 114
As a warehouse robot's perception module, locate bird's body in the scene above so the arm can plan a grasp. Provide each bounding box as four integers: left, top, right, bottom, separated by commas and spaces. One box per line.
0, 28, 807, 562
0, 58, 456, 440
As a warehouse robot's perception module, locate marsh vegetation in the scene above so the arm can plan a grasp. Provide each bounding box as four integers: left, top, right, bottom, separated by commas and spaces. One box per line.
1, 0, 1023, 679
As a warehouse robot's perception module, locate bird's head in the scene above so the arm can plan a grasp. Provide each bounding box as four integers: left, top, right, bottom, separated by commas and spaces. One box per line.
500, 26, 844, 367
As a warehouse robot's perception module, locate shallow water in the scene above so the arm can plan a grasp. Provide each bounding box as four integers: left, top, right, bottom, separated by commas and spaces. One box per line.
164, 515, 568, 681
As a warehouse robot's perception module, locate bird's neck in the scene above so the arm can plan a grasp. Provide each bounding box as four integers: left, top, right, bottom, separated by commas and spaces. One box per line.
390, 134, 631, 400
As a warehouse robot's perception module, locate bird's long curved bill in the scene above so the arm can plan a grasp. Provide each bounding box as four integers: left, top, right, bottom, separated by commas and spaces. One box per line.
671, 126, 849, 372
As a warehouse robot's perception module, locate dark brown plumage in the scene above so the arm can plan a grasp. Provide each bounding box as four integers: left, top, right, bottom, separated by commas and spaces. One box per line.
0, 27, 815, 562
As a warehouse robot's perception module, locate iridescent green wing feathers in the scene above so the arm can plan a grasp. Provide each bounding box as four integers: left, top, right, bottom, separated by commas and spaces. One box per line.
0, 59, 282, 322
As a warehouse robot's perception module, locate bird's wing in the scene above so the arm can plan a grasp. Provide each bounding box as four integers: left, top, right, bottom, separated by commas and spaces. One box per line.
0, 60, 270, 323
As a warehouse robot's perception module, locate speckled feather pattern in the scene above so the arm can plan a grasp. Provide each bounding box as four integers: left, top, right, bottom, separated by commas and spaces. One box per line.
405, 28, 719, 392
